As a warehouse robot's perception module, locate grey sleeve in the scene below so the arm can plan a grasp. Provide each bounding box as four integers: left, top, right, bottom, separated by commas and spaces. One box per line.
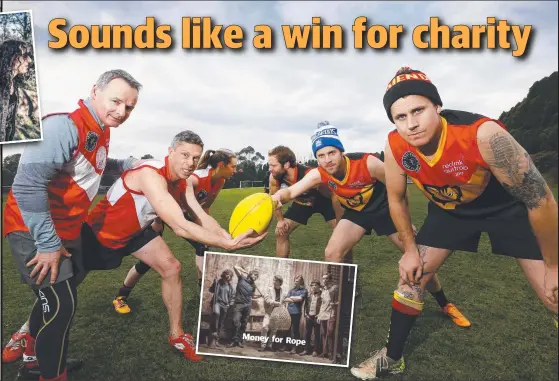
11, 115, 79, 252
104, 157, 136, 175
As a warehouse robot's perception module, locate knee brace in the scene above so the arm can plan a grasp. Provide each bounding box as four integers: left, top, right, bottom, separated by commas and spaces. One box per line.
135, 261, 152, 275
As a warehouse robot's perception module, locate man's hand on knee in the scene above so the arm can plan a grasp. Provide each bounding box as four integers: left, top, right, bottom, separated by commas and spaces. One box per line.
275, 220, 290, 236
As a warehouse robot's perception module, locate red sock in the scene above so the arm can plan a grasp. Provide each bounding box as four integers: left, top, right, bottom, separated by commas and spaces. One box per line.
39, 368, 67, 381
23, 334, 37, 368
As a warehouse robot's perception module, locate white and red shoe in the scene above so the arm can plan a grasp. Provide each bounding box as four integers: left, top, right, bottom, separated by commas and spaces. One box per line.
2, 330, 27, 363
169, 333, 204, 361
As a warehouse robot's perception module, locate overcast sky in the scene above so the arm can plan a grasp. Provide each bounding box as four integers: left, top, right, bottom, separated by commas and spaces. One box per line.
2, 1, 558, 163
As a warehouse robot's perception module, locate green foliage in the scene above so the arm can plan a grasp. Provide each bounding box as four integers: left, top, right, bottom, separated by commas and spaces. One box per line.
499, 71, 558, 182
228, 146, 268, 188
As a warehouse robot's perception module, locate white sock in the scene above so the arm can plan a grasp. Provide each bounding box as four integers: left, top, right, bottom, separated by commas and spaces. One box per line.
19, 322, 29, 334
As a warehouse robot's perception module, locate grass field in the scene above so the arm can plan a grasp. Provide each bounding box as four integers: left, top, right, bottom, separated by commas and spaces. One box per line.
2, 187, 558, 381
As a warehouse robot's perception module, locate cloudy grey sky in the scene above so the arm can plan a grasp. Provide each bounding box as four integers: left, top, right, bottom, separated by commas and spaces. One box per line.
2, 1, 558, 163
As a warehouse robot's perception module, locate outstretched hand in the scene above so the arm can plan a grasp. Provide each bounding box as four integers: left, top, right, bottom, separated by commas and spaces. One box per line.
228, 229, 268, 251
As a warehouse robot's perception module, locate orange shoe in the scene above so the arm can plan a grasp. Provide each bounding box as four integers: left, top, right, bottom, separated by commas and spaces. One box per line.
169, 333, 204, 361
112, 296, 131, 314
442, 303, 471, 328
2, 331, 26, 363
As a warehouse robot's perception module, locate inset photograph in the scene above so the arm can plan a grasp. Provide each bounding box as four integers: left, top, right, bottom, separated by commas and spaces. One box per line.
196, 252, 357, 367
0, 10, 42, 144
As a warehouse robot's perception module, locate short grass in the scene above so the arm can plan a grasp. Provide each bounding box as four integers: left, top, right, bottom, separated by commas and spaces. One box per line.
2, 187, 558, 381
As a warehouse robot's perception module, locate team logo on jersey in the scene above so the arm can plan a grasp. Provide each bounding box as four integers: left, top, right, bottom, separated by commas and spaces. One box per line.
424, 184, 463, 204
346, 193, 364, 208
197, 190, 208, 201
85, 131, 99, 152
96, 146, 107, 171
327, 180, 337, 190
402, 151, 420, 172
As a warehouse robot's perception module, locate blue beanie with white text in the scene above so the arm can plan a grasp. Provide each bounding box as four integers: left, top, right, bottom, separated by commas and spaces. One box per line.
311, 121, 345, 158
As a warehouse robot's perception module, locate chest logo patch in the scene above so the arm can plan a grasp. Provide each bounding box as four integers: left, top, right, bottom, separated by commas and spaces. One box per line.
402, 151, 420, 172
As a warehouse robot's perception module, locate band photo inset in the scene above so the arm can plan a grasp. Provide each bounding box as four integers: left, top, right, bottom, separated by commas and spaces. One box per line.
0, 10, 42, 144
196, 252, 358, 367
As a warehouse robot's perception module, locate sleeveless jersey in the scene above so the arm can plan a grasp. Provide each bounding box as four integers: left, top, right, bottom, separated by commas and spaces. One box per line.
4, 100, 110, 240
87, 157, 186, 249
317, 153, 388, 213
275, 164, 320, 207
191, 167, 225, 209
388, 109, 518, 217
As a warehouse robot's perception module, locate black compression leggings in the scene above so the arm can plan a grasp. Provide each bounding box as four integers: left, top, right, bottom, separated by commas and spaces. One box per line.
29, 278, 78, 379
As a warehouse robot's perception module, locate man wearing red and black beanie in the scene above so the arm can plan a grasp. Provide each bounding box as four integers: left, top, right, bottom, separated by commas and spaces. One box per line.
350, 67, 558, 379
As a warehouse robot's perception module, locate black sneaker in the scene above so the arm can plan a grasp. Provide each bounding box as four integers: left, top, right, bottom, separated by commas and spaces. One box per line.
17, 359, 83, 380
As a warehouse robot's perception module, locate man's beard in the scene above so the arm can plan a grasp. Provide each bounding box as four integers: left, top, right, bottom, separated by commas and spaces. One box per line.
272, 171, 286, 182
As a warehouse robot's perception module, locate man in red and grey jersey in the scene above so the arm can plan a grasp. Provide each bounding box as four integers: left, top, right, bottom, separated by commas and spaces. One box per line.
81, 131, 265, 361
110, 149, 238, 316
2, 69, 142, 381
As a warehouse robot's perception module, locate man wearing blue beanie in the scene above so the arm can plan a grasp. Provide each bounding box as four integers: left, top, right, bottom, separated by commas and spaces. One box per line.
273, 120, 470, 331
311, 121, 345, 158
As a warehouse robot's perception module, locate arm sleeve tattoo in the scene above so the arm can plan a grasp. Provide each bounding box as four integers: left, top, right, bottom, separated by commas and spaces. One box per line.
487, 133, 547, 210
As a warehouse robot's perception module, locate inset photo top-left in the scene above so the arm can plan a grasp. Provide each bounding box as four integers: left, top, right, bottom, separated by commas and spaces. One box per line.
0, 10, 42, 144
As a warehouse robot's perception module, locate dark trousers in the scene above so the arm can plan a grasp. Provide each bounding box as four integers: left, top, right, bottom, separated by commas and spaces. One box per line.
287, 313, 302, 350
231, 303, 251, 343
304, 315, 321, 353
211, 305, 228, 337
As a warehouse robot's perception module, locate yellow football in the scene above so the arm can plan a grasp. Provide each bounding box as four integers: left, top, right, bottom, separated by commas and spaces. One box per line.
229, 192, 274, 238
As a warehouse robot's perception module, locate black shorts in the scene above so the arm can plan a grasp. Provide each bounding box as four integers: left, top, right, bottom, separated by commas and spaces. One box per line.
81, 223, 160, 271
159, 214, 209, 257
284, 196, 336, 225
185, 238, 209, 257
341, 205, 397, 236
415, 202, 543, 260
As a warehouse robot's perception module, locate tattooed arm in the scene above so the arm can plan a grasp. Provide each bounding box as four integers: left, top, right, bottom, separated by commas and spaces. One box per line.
477, 121, 558, 302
